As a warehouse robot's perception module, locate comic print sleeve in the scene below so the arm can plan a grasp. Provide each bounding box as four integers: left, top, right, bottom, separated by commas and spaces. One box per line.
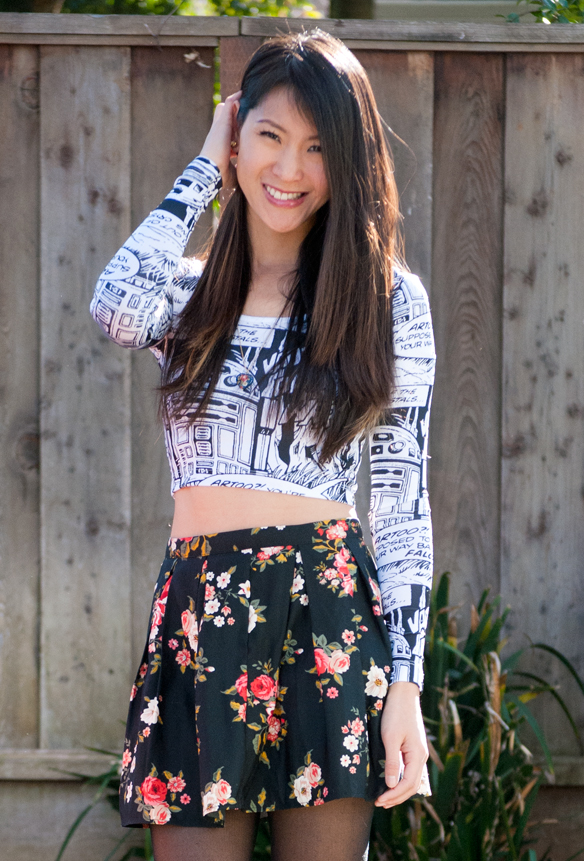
368, 272, 436, 691
90, 156, 221, 349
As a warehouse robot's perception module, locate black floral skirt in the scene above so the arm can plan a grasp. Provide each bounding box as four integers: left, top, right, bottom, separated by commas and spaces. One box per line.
120, 519, 395, 828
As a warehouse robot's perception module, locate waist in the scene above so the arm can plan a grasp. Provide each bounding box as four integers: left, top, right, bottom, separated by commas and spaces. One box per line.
171, 486, 355, 539
167, 517, 364, 558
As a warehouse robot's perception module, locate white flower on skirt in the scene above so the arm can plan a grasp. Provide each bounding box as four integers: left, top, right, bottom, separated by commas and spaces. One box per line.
140, 697, 160, 726
365, 665, 389, 699
343, 734, 359, 752
239, 580, 251, 599
150, 802, 172, 825
293, 774, 312, 806
205, 598, 220, 615
300, 594, 309, 606
216, 572, 231, 589
248, 605, 258, 633
202, 787, 220, 815
291, 574, 305, 594
214, 616, 225, 627
125, 782, 133, 803
340, 755, 351, 767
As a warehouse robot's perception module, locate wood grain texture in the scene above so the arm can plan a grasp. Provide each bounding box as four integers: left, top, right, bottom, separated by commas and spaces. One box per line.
0, 45, 40, 748
0, 749, 119, 780
129, 47, 215, 670
345, 41, 584, 52
356, 50, 433, 286
219, 35, 262, 100
0, 12, 238, 37
0, 781, 143, 861
241, 17, 584, 43
0, 34, 220, 47
430, 54, 504, 610
39, 46, 132, 748
502, 53, 584, 754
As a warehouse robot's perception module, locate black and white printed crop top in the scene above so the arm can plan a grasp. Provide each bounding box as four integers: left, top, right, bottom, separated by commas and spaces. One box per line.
91, 156, 436, 690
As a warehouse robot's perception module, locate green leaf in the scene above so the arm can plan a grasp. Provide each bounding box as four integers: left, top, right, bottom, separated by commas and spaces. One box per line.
509, 695, 554, 775
496, 777, 518, 860
435, 638, 480, 673
103, 833, 132, 861
513, 773, 543, 852
432, 750, 465, 821
512, 670, 583, 753
54, 803, 98, 861
530, 643, 584, 700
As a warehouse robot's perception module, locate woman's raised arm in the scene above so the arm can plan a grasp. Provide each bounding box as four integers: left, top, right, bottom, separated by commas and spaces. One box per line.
89, 156, 221, 350
90, 91, 241, 350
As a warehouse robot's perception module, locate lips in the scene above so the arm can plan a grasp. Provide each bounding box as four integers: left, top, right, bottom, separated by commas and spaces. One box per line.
263, 183, 307, 206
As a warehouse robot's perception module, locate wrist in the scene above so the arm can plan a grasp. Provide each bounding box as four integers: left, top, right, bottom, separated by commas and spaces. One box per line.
387, 680, 420, 698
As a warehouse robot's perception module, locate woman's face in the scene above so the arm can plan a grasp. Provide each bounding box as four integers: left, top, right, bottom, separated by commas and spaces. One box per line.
235, 87, 329, 242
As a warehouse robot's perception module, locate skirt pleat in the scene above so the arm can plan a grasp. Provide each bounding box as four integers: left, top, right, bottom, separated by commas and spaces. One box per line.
120, 519, 394, 828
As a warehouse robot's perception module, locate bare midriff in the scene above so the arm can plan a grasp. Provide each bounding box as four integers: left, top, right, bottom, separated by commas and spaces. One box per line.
171, 485, 356, 539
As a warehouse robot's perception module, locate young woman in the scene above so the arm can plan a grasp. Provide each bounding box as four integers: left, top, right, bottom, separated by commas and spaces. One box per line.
91, 30, 435, 861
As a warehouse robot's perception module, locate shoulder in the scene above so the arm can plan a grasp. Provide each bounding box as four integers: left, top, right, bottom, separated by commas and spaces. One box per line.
391, 268, 435, 359
391, 268, 430, 316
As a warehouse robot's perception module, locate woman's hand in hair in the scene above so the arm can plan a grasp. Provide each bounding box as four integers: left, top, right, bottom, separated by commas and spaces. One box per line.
375, 681, 428, 808
200, 91, 242, 189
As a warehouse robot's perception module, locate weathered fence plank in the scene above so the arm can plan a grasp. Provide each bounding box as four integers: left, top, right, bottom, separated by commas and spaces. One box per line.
356, 50, 434, 286
502, 53, 584, 754
0, 45, 40, 749
39, 46, 132, 748
241, 17, 584, 44
430, 53, 504, 609
129, 46, 214, 670
0, 12, 238, 37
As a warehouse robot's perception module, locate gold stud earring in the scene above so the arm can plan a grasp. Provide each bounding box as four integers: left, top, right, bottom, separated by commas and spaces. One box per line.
230, 140, 238, 149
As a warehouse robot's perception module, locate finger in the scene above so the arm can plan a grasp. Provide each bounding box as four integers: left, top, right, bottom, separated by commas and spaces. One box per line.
375, 752, 425, 808
384, 744, 402, 792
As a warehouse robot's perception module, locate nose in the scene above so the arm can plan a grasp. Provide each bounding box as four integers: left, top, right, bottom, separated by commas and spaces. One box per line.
272, 145, 304, 184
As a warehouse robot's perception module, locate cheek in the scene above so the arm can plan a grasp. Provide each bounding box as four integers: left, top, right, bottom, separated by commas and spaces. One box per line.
235, 146, 261, 191
313, 165, 329, 204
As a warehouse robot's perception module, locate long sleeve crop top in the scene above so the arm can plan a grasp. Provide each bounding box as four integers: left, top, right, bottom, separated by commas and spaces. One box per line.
90, 156, 436, 690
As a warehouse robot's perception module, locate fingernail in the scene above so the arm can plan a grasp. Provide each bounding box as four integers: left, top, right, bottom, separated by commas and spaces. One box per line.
388, 776, 398, 788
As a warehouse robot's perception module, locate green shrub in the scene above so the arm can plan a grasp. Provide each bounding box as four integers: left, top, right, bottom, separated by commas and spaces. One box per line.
369, 573, 584, 861
506, 0, 584, 24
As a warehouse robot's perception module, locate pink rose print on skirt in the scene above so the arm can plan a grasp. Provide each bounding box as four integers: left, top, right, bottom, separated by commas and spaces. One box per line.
250, 674, 276, 701
313, 648, 330, 675
326, 521, 348, 540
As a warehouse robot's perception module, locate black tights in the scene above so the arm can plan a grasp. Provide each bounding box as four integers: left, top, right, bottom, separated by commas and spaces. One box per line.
151, 797, 373, 861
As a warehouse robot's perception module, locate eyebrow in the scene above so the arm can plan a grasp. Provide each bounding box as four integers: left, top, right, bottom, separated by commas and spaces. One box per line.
255, 118, 320, 141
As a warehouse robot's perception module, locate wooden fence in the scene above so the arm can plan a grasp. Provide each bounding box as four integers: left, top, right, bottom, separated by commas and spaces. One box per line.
1, 13, 584, 858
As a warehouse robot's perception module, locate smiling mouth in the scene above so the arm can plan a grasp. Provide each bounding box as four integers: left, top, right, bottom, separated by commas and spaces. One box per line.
264, 184, 306, 201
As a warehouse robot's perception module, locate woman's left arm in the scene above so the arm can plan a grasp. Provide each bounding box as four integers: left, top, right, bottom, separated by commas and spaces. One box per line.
368, 271, 436, 807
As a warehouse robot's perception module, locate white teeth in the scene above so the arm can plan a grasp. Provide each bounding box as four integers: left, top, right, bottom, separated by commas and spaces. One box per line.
265, 185, 303, 201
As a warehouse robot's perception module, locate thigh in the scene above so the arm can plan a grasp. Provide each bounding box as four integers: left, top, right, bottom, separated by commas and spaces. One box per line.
269, 797, 374, 861
151, 810, 259, 861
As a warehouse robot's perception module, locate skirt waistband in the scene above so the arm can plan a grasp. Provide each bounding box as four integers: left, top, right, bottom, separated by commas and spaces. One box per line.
168, 519, 363, 559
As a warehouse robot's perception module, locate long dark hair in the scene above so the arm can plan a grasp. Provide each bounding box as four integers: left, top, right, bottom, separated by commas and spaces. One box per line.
160, 30, 402, 462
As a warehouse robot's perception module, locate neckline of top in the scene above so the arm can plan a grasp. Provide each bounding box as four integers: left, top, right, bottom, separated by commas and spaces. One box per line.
238, 313, 291, 324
